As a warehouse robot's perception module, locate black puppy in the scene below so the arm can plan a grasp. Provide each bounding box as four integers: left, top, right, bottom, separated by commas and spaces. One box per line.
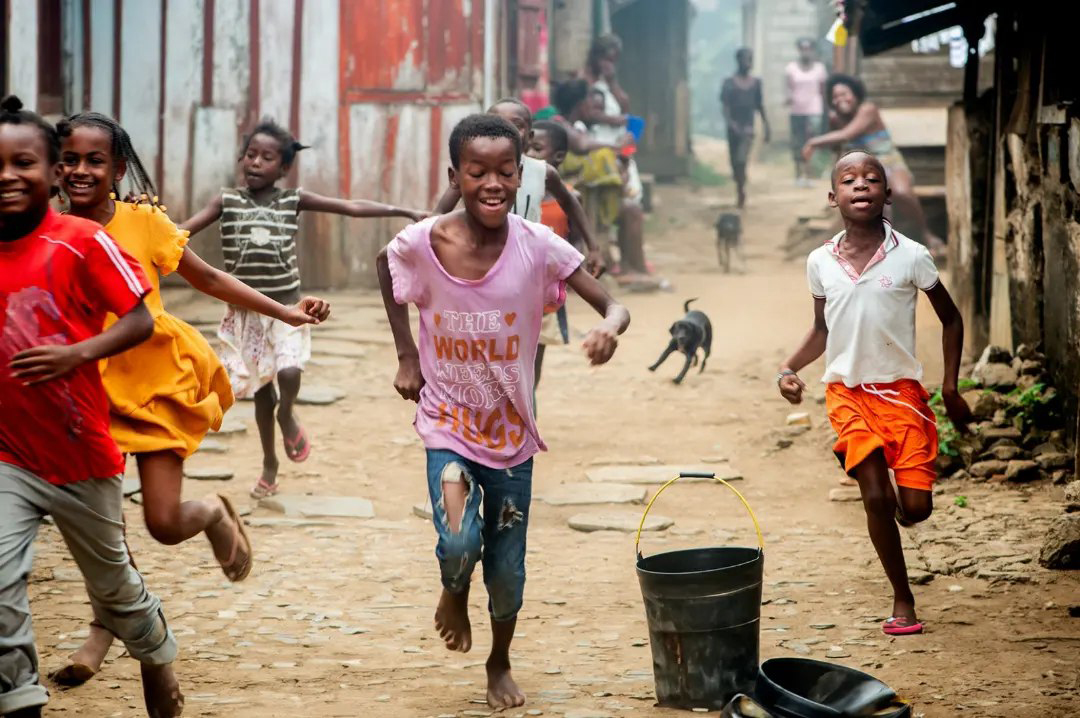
715, 211, 742, 273
648, 298, 712, 384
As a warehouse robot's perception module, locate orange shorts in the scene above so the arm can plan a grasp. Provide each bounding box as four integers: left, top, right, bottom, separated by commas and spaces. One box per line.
825, 379, 938, 491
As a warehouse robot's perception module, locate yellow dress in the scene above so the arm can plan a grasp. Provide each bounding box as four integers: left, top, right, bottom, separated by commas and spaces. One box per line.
101, 202, 234, 458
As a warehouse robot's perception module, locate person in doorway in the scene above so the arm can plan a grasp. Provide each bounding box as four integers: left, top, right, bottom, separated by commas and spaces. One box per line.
777, 150, 971, 636
721, 47, 770, 208
377, 114, 629, 709
582, 33, 631, 145
182, 118, 427, 499
802, 74, 946, 258
0, 95, 182, 718
785, 38, 828, 186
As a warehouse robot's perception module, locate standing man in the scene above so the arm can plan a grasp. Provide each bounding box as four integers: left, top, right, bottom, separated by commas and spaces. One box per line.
721, 47, 770, 208
786, 38, 828, 186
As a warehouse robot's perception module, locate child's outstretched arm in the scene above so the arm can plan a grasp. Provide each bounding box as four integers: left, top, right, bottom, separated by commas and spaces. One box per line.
565, 267, 630, 365
778, 297, 828, 404
10, 301, 154, 384
176, 247, 330, 326
180, 194, 224, 235
298, 191, 428, 222
432, 186, 461, 215
376, 246, 424, 401
545, 165, 604, 276
925, 283, 972, 429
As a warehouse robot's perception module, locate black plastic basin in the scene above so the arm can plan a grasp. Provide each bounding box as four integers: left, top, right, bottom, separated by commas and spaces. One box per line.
756, 658, 912, 718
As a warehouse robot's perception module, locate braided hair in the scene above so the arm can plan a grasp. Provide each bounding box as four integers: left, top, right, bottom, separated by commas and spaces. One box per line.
0, 95, 60, 163
241, 118, 309, 167
56, 111, 159, 205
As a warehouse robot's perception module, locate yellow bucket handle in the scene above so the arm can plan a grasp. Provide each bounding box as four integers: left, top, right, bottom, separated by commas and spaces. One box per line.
635, 471, 765, 557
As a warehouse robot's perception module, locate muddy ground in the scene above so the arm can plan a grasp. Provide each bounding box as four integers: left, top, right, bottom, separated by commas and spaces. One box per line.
28, 148, 1080, 717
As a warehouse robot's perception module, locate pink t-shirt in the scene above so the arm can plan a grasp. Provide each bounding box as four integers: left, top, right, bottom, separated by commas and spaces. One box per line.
386, 214, 584, 468
785, 61, 827, 116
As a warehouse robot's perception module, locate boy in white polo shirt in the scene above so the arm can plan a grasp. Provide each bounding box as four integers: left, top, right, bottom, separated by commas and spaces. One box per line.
777, 150, 972, 636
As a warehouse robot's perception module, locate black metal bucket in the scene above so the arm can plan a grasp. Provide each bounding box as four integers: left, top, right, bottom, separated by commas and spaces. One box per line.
635, 472, 765, 710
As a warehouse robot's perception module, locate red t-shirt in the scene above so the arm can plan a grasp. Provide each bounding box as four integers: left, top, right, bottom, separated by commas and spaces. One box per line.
0, 209, 150, 485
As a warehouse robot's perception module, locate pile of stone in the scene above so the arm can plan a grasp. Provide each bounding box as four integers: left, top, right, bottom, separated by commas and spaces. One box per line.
938, 344, 1073, 486
938, 344, 1079, 570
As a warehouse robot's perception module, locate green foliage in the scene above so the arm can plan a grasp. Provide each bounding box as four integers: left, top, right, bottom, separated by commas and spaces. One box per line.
690, 158, 729, 187
953, 495, 968, 508
929, 388, 965, 457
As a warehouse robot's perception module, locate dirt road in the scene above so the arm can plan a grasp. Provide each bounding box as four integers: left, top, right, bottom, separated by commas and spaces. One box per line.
29, 155, 1080, 717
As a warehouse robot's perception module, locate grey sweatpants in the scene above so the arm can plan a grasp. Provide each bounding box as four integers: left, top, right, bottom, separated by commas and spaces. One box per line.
0, 462, 177, 715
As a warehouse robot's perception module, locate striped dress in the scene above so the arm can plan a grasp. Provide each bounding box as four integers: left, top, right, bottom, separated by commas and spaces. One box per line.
220, 187, 302, 302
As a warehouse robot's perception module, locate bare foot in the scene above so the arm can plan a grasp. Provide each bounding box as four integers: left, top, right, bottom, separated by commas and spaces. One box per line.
434, 587, 472, 652
486, 658, 525, 709
892, 594, 918, 623
141, 663, 184, 718
50, 621, 114, 686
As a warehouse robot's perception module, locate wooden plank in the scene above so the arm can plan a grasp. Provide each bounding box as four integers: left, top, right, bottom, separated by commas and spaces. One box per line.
340, 0, 424, 92
162, 0, 204, 215
258, 0, 294, 122
390, 104, 432, 209
212, 0, 250, 109
87, 0, 115, 115
119, 0, 163, 185
7, 0, 38, 106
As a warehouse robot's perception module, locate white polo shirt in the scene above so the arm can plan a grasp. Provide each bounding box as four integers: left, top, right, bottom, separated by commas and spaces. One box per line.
807, 225, 940, 387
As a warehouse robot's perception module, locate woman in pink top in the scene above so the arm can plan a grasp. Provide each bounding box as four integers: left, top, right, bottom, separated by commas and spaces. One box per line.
785, 38, 828, 185
376, 114, 629, 711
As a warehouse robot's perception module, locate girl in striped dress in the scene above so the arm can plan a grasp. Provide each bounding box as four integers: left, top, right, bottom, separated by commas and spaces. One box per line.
183, 118, 428, 498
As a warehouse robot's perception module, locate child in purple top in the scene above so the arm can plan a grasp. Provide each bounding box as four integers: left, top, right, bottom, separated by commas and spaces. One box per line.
377, 114, 630, 710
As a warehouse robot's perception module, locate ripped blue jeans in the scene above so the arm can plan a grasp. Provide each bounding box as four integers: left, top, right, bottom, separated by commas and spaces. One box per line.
426, 449, 532, 622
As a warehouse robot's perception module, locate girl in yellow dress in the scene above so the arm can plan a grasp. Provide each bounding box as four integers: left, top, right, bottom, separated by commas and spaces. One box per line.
51, 112, 331, 685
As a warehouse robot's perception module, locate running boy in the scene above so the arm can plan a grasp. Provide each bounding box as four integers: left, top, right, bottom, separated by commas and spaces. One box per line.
778, 151, 971, 636
182, 118, 426, 498
433, 98, 604, 276
0, 96, 182, 718
377, 114, 629, 709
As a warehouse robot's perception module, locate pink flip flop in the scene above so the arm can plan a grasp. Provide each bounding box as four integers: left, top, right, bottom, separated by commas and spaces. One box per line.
283, 425, 311, 463
882, 616, 924, 635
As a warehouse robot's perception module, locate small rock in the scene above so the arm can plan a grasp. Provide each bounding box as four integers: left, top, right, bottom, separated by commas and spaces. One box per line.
964, 390, 1002, 420
1015, 343, 1041, 361
1064, 481, 1080, 509
948, 584, 964, 592
981, 427, 1023, 442
785, 425, 811, 437
825, 647, 851, 659
1038, 515, 1080, 569
538, 483, 647, 506
786, 412, 811, 427
977, 344, 1013, 365
948, 469, 971, 482
586, 464, 741, 484
1053, 470, 1073, 486
973, 362, 1018, 389
1005, 460, 1040, 483
183, 466, 234, 481
809, 623, 835, 630
829, 487, 861, 502
1019, 359, 1043, 376
1036, 452, 1074, 472
908, 569, 934, 585
413, 498, 433, 520
969, 459, 1009, 478
196, 438, 229, 453
783, 641, 811, 655
776, 438, 794, 450
568, 511, 673, 533
980, 444, 1023, 461
260, 495, 375, 519
296, 385, 346, 405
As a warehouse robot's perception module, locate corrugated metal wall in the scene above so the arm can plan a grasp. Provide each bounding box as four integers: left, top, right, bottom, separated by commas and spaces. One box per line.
7, 0, 495, 289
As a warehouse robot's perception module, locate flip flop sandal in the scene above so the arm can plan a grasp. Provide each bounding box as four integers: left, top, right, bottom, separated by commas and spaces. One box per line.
216, 494, 253, 582
882, 616, 924, 635
283, 425, 311, 463
250, 475, 280, 500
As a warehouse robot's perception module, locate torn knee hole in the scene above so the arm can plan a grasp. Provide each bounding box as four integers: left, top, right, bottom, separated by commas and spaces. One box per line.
440, 462, 472, 534
497, 496, 524, 531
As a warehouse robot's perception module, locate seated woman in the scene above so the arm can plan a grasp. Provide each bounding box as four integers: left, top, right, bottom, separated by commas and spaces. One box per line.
802, 73, 946, 258
551, 80, 664, 290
